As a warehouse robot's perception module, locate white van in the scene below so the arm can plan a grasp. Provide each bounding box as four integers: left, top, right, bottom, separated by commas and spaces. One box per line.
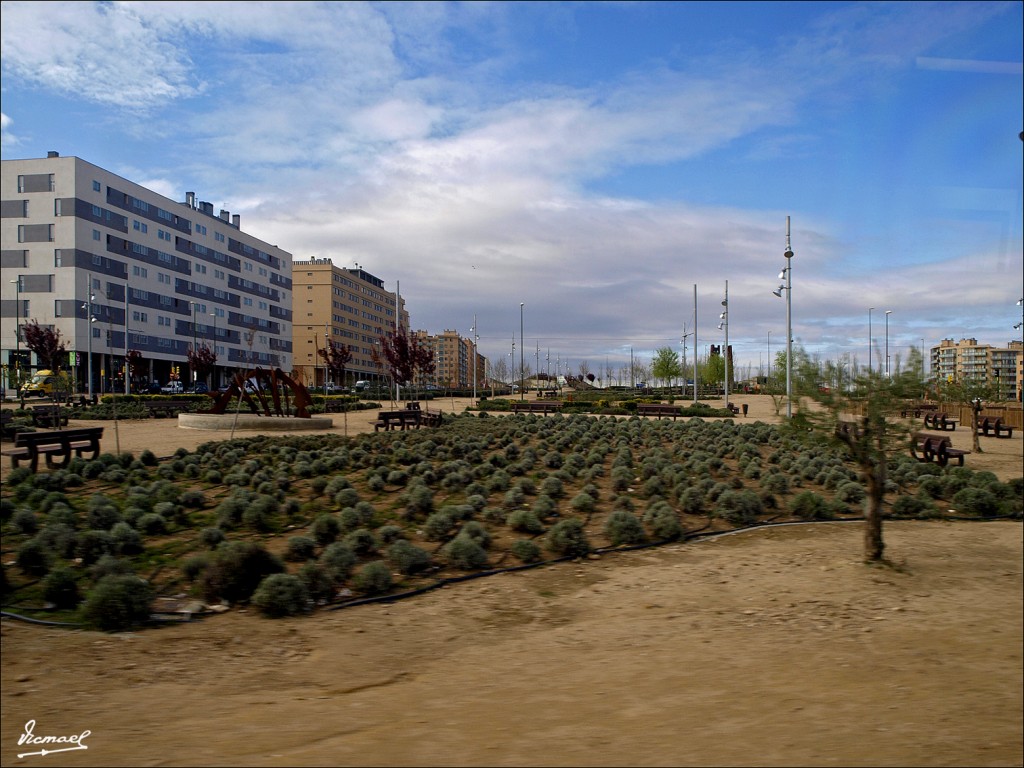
354, 380, 370, 391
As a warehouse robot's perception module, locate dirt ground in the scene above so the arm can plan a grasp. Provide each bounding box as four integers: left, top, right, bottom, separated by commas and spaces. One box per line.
1, 395, 1021, 767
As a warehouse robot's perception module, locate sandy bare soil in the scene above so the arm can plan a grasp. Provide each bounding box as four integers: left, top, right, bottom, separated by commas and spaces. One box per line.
1, 395, 1021, 766
1, 521, 1021, 767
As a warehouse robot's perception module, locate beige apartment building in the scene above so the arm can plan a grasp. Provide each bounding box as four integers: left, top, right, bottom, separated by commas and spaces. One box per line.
413, 328, 486, 391
930, 338, 1022, 401
291, 258, 409, 388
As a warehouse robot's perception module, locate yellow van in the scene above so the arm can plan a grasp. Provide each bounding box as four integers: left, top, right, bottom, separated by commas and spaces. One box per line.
22, 370, 63, 398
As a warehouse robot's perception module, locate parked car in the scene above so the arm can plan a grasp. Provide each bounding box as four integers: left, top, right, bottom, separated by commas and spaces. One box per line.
185, 383, 210, 394
160, 381, 184, 394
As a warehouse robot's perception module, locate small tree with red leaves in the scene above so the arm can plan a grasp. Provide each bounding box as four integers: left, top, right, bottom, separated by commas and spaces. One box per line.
21, 320, 66, 371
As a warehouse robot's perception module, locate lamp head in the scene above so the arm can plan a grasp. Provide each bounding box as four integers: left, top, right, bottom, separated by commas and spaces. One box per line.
772, 288, 783, 298
778, 269, 786, 280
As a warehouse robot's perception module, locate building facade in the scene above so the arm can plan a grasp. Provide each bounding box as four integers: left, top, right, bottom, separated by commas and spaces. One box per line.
930, 337, 1022, 401
291, 258, 408, 388
2, 153, 292, 394
414, 328, 486, 391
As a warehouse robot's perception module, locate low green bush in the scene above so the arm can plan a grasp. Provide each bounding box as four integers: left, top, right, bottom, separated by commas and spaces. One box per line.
81, 574, 154, 631
251, 573, 309, 618
353, 560, 392, 595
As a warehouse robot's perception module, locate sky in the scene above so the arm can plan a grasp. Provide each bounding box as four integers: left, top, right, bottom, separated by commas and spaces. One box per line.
2, 0, 1022, 380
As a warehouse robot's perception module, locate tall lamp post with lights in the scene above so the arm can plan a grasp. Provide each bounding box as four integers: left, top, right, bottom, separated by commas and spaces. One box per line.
884, 310, 892, 379
772, 217, 794, 418
83, 276, 97, 402
718, 280, 729, 410
9, 277, 21, 398
519, 302, 525, 401
868, 307, 874, 375
470, 315, 478, 403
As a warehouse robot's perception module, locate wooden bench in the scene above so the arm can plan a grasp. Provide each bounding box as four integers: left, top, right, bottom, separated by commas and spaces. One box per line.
373, 410, 423, 431
978, 417, 1015, 439
510, 401, 563, 415
31, 405, 69, 428
1, 427, 104, 472
923, 412, 957, 431
726, 402, 740, 416
910, 431, 969, 467
637, 403, 682, 420
901, 403, 939, 418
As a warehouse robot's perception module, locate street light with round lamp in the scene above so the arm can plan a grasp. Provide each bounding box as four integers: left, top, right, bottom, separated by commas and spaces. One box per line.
868, 307, 875, 375
771, 217, 795, 418
189, 301, 198, 385
884, 310, 892, 379
9, 277, 21, 398
519, 302, 525, 401
718, 280, 729, 409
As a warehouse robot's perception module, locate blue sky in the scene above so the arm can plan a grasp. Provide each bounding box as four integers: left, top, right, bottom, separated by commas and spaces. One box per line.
2, 1, 1022, 379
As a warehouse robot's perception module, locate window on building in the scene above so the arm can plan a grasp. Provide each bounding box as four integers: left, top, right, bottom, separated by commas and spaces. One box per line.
93, 229, 101, 241
93, 180, 101, 192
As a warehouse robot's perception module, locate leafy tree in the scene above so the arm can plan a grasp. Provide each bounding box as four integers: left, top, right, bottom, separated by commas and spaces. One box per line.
377, 326, 435, 399
789, 348, 923, 562
703, 354, 725, 389
651, 347, 682, 388
317, 341, 352, 388
935, 374, 1000, 454
186, 345, 217, 385
21, 320, 66, 371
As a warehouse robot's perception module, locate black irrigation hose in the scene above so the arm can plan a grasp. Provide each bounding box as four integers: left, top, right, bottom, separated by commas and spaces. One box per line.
0, 611, 82, 627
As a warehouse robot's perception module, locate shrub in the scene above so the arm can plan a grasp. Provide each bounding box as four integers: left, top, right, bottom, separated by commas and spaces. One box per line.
201, 541, 284, 604
136, 513, 168, 536
319, 543, 357, 583
511, 539, 541, 563
344, 528, 378, 556
387, 539, 432, 575
508, 509, 545, 534
75, 530, 114, 565
89, 555, 134, 582
951, 487, 999, 517
353, 561, 392, 595
443, 535, 490, 570
110, 521, 144, 555
646, 507, 684, 541
81, 575, 154, 631
458, 521, 491, 549
569, 491, 596, 514
298, 561, 335, 603
604, 510, 646, 546
715, 490, 764, 526
10, 509, 39, 535
424, 510, 457, 541
377, 524, 404, 545
182, 554, 212, 582
16, 538, 51, 577
892, 495, 939, 518
199, 526, 226, 549
42, 565, 80, 609
835, 481, 867, 505
251, 574, 309, 618
789, 491, 829, 521
285, 536, 317, 562
545, 518, 590, 558
311, 514, 341, 546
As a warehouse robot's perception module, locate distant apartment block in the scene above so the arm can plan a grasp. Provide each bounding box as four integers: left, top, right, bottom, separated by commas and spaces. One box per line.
291, 258, 408, 388
2, 153, 293, 393
930, 338, 1022, 401
414, 328, 486, 391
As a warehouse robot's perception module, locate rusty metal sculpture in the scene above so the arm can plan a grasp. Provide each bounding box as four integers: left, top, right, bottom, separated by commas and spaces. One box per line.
207, 367, 314, 418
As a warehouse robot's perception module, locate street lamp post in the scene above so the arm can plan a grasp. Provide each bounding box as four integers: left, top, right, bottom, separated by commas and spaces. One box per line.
868, 307, 874, 375
9, 277, 21, 398
189, 301, 198, 384
718, 280, 729, 410
471, 315, 478, 403
209, 312, 218, 388
771, 217, 794, 418
519, 302, 525, 401
83, 274, 96, 402
884, 310, 892, 379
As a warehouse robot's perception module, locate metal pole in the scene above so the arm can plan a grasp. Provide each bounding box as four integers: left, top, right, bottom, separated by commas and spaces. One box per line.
472, 314, 478, 403
885, 310, 892, 378
784, 216, 793, 419
693, 284, 698, 405
86, 273, 94, 402
722, 280, 729, 409
868, 307, 874, 375
10, 277, 20, 396
519, 303, 525, 401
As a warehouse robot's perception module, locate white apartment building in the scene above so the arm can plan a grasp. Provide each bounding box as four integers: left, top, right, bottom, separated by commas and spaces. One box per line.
2, 153, 292, 394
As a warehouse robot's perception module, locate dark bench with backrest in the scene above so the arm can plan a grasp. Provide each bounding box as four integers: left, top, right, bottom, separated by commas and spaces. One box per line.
978, 417, 1015, 439
374, 409, 424, 432
923, 412, 957, 431
637, 403, 682, 420
910, 431, 969, 467
510, 401, 563, 415
1, 427, 104, 473
31, 404, 69, 428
